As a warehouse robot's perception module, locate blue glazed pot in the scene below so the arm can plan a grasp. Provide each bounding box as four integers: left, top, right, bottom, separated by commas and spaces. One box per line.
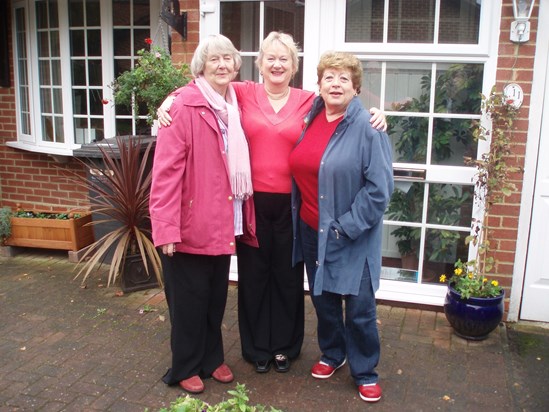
444, 285, 504, 341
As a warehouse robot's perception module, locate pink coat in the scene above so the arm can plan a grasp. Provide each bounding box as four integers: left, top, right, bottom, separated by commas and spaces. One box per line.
149, 82, 258, 255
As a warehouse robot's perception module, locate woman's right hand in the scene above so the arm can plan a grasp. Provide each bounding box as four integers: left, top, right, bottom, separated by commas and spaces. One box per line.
161, 243, 176, 256
157, 95, 176, 128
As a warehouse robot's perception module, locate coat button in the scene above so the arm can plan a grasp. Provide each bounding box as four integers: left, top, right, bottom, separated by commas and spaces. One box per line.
228, 196, 233, 201
229, 241, 235, 247
320, 195, 324, 199
320, 229, 324, 233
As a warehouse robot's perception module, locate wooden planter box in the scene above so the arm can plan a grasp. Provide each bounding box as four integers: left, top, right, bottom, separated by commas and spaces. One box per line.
6, 214, 95, 251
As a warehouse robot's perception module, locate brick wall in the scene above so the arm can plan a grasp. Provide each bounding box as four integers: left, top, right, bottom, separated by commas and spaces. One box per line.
491, 0, 538, 313
171, 1, 200, 68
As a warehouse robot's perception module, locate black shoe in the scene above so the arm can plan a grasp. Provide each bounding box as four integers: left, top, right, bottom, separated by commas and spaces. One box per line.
274, 354, 290, 373
255, 359, 272, 373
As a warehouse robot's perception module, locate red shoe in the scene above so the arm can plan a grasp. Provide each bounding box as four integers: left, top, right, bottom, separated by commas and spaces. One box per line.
212, 363, 234, 383
311, 359, 346, 379
358, 383, 382, 402
179, 375, 204, 393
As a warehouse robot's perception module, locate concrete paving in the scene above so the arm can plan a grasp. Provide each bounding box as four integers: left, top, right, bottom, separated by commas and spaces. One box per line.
1, 249, 548, 411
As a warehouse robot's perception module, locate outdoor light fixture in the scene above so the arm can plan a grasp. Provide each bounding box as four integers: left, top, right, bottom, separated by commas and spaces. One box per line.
511, 0, 536, 43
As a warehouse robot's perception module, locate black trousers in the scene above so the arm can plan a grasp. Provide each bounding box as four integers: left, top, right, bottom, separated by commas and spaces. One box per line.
236, 192, 305, 362
160, 252, 230, 385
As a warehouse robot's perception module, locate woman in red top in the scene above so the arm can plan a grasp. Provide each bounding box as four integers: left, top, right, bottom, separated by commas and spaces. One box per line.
157, 32, 386, 374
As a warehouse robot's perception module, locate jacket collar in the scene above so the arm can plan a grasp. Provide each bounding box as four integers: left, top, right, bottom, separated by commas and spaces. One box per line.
305, 95, 363, 127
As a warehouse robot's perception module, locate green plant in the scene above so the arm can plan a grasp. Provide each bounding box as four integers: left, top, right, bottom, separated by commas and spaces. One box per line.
440, 86, 519, 298
110, 38, 191, 125
70, 135, 162, 288
153, 384, 283, 412
0, 207, 12, 245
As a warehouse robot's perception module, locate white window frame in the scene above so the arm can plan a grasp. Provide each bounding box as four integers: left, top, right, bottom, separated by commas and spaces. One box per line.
9, 0, 162, 156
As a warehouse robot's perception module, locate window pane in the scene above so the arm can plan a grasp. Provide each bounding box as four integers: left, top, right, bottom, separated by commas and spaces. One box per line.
435, 64, 483, 114
360, 60, 382, 110
386, 181, 425, 224
264, 1, 304, 48
70, 30, 85, 56
221, 2, 259, 51
113, 1, 130, 25
427, 184, 473, 227
86, 0, 101, 26
53, 88, 62, 113
439, 0, 480, 44
345, 0, 384, 42
69, 0, 84, 26
39, 61, 51, 85
432, 118, 477, 166
385, 62, 431, 112
54, 116, 64, 142
87, 30, 101, 56
71, 60, 86, 85
90, 118, 105, 142
388, 116, 428, 163
38, 32, 50, 57
423, 229, 468, 284
88, 60, 102, 86
134, 0, 150, 25
90, 89, 103, 115
51, 60, 61, 85
73, 89, 87, 114
113, 29, 131, 56
237, 56, 260, 83
388, 0, 435, 43
50, 31, 60, 56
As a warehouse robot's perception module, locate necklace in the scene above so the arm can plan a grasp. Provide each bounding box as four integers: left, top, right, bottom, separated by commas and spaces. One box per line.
265, 87, 290, 101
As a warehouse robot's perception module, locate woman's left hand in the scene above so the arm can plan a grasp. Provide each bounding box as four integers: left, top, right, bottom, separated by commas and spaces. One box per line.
369, 107, 387, 132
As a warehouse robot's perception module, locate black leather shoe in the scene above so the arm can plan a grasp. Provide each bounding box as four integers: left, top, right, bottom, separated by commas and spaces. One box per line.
255, 359, 272, 373
274, 354, 290, 373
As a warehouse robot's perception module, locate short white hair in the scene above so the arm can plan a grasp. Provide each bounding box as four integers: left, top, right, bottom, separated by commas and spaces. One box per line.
190, 34, 242, 77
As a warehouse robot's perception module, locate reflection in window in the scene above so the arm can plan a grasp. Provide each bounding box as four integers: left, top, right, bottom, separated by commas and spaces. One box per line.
427, 184, 473, 227
422, 229, 469, 284
439, 0, 480, 44
435, 64, 483, 114
384, 63, 431, 113
432, 118, 477, 166
388, 0, 435, 43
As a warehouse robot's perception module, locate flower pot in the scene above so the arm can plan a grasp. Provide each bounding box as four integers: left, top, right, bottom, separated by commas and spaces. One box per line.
444, 285, 504, 340
6, 213, 94, 251
121, 253, 159, 293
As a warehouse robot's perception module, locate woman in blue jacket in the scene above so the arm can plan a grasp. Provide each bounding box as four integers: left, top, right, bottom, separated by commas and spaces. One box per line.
289, 51, 394, 403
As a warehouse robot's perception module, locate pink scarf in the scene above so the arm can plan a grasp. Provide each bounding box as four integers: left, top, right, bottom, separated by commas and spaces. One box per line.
195, 76, 253, 200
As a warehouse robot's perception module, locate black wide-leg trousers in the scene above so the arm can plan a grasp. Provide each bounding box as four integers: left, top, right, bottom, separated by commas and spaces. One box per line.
160, 252, 230, 385
236, 192, 305, 363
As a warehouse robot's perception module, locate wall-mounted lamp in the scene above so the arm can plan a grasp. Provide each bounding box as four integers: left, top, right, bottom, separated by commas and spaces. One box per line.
510, 0, 536, 43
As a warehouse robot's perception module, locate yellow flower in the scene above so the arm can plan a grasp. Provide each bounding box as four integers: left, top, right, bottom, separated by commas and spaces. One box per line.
468, 273, 473, 279
491, 280, 499, 287
454, 268, 463, 276
439, 274, 447, 283
483, 278, 488, 283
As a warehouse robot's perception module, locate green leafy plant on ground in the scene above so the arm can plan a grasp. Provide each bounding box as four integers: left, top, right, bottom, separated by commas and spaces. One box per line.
152, 384, 283, 412
12, 211, 82, 219
0, 207, 13, 244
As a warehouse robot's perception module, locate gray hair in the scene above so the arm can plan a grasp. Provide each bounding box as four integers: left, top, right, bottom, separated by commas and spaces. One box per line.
256, 31, 300, 76
190, 34, 242, 77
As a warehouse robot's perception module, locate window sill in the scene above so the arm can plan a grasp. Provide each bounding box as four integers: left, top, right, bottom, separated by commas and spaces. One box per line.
6, 141, 80, 158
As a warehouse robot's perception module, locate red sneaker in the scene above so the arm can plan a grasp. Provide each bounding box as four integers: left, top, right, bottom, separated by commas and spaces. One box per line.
358, 383, 382, 402
212, 363, 234, 383
179, 375, 204, 393
311, 359, 346, 379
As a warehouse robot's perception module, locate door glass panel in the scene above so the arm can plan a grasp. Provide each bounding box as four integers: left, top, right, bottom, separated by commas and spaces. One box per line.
221, 2, 260, 51
388, 116, 429, 164
427, 184, 473, 227
385, 62, 431, 112
435, 64, 483, 114
432, 118, 477, 166
422, 229, 469, 284
360, 60, 382, 110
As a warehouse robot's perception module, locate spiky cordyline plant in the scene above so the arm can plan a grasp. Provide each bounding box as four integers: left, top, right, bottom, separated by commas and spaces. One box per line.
72, 136, 162, 288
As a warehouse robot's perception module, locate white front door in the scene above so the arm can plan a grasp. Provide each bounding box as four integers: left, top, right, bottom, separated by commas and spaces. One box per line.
521, 42, 549, 322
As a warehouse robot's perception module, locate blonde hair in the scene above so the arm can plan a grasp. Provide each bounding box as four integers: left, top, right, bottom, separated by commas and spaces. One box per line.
317, 51, 362, 94
256, 31, 300, 76
190, 34, 242, 77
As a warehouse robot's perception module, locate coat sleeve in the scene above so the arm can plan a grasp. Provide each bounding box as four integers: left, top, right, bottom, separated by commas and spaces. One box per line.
336, 128, 394, 240
149, 98, 189, 247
